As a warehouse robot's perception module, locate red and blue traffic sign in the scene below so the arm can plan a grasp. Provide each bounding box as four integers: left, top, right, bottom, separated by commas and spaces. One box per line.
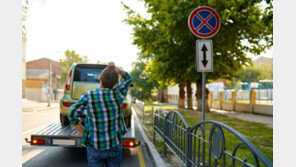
188, 6, 221, 38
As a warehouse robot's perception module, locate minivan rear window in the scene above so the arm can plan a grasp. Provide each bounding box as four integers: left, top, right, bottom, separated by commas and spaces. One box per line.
73, 67, 104, 83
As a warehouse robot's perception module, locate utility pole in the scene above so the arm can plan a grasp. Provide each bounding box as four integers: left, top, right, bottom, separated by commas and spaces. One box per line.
47, 59, 51, 107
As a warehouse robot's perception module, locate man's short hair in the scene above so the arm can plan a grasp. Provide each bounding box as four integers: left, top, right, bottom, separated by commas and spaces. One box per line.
101, 68, 119, 89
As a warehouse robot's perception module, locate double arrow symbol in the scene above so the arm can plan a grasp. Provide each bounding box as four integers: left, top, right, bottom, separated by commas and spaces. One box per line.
201, 44, 208, 67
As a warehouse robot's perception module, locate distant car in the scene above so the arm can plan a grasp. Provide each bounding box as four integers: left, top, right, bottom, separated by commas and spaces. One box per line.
237, 82, 265, 91
59, 63, 132, 127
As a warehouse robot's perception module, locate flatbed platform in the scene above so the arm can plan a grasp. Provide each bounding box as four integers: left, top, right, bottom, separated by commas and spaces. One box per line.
30, 113, 135, 148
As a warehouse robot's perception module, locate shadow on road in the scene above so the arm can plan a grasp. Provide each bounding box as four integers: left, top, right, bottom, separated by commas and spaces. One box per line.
22, 146, 141, 167
23, 147, 87, 167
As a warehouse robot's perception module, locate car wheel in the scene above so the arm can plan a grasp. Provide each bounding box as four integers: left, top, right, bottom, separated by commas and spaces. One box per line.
60, 114, 70, 126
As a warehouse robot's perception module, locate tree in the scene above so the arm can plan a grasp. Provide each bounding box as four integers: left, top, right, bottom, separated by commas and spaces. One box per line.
130, 61, 158, 102
238, 67, 261, 82
59, 49, 88, 84
22, 0, 45, 34
254, 62, 273, 80
22, 0, 29, 35
97, 60, 107, 65
178, 83, 185, 108
186, 81, 193, 109
123, 0, 273, 111
226, 62, 273, 89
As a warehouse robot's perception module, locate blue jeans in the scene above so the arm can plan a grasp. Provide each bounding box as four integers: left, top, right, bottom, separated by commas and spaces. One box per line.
86, 144, 122, 167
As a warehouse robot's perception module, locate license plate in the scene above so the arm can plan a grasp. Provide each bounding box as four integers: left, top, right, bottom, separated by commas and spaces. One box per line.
51, 139, 75, 146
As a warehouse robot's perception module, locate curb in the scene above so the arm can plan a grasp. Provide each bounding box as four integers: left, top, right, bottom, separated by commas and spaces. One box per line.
132, 107, 167, 167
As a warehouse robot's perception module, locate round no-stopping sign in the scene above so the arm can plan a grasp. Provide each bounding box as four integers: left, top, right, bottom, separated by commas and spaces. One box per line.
188, 6, 221, 38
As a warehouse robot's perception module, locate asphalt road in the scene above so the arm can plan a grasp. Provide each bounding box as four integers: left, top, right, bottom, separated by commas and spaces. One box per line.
22, 102, 152, 167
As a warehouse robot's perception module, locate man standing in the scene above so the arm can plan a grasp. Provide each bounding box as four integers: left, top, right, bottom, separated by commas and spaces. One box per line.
68, 62, 132, 167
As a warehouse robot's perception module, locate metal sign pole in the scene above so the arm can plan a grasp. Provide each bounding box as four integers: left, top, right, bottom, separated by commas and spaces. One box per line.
188, 6, 220, 166
202, 72, 206, 121
202, 72, 206, 165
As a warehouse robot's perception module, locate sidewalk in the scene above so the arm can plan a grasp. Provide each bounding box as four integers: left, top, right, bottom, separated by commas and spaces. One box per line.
157, 102, 273, 128
210, 108, 273, 128
22, 99, 59, 112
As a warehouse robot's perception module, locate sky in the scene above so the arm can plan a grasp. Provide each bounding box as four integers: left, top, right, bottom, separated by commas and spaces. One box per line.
25, 0, 148, 71
25, 0, 272, 72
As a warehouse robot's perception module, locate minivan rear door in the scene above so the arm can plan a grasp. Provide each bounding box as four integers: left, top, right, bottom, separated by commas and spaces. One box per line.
71, 64, 107, 100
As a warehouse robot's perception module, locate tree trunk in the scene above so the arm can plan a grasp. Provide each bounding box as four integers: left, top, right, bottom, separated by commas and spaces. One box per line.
186, 81, 193, 110
196, 81, 202, 111
206, 88, 210, 112
195, 81, 211, 112
148, 90, 152, 102
178, 83, 185, 108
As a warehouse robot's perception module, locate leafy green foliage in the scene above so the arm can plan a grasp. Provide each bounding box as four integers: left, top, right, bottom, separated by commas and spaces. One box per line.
22, 0, 46, 34
226, 62, 273, 89
22, 0, 29, 34
130, 61, 158, 101
254, 62, 273, 79
97, 60, 107, 65
238, 67, 262, 82
122, 0, 273, 87
59, 49, 88, 84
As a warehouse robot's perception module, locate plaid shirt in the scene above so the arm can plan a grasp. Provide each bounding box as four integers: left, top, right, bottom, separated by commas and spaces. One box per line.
68, 72, 132, 150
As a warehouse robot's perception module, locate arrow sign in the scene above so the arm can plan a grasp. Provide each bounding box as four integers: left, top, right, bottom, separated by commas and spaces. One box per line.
201, 44, 208, 67
196, 40, 213, 72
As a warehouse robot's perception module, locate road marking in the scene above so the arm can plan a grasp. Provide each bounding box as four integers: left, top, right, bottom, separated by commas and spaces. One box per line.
137, 145, 146, 167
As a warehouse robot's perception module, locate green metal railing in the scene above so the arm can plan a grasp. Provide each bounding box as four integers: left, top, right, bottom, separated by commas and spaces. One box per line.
152, 107, 272, 167
134, 100, 145, 123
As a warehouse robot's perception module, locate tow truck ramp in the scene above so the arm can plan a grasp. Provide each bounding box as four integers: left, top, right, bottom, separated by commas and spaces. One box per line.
27, 113, 136, 148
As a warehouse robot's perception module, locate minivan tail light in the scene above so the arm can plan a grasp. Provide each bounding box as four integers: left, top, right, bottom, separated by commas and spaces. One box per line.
62, 102, 70, 107
65, 70, 72, 90
122, 103, 128, 109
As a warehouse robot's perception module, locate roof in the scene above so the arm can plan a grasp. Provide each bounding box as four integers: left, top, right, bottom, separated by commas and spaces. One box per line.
26, 58, 60, 64
253, 56, 273, 65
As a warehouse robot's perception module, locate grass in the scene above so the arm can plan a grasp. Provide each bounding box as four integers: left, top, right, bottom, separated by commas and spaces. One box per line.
134, 103, 273, 166
212, 99, 219, 103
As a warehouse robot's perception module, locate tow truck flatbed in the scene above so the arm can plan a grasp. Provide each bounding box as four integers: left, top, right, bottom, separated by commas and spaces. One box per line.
28, 112, 136, 148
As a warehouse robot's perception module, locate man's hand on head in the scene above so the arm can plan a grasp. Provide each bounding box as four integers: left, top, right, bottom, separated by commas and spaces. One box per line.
108, 62, 115, 69
107, 61, 126, 76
